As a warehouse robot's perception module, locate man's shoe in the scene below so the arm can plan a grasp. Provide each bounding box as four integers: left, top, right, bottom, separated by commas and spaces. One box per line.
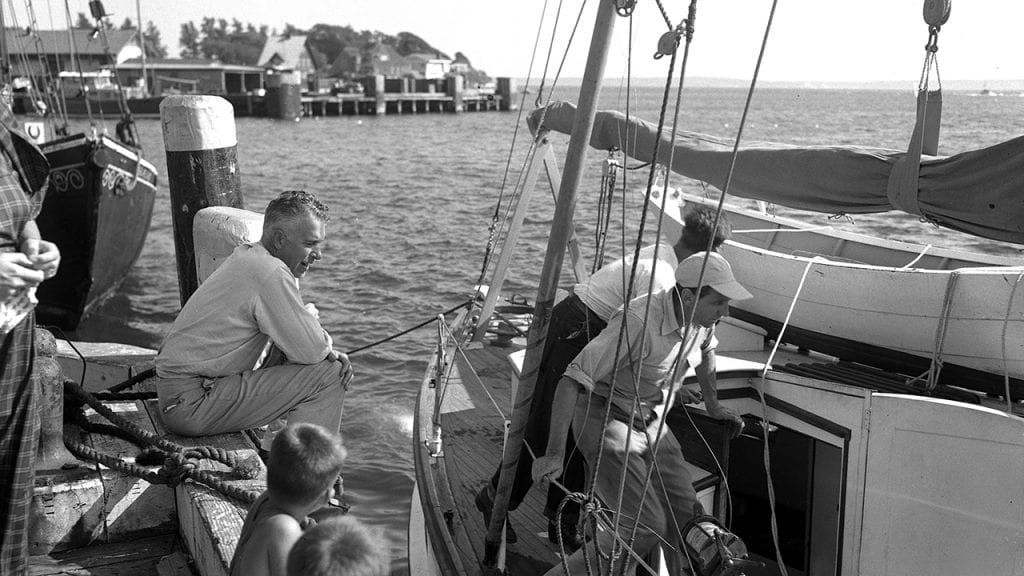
548, 519, 583, 552
474, 485, 517, 543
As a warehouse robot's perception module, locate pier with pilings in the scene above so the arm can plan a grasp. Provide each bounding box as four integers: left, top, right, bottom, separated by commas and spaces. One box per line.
257, 74, 517, 119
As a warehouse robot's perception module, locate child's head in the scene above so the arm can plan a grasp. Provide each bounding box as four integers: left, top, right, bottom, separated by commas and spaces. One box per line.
267, 423, 347, 508
286, 515, 391, 576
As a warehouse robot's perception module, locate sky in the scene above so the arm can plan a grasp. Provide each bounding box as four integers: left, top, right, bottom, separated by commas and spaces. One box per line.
8, 0, 1022, 84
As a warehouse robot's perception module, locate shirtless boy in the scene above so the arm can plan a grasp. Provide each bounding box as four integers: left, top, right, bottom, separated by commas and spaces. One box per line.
230, 423, 347, 576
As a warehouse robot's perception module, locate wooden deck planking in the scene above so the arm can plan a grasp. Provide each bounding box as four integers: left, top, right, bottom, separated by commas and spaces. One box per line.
442, 342, 565, 574
85, 399, 177, 541
28, 534, 188, 576
143, 399, 266, 576
31, 397, 175, 556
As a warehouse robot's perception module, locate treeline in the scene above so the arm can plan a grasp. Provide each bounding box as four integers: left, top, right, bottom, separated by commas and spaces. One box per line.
75, 13, 487, 82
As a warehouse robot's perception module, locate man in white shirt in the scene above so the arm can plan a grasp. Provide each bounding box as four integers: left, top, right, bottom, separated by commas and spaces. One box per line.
476, 205, 736, 550
532, 251, 751, 575
154, 191, 352, 439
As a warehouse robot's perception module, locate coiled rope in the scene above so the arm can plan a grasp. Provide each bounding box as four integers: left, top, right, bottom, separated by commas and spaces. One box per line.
63, 379, 263, 504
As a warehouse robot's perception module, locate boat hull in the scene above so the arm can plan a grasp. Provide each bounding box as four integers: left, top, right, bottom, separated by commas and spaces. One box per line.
34, 134, 158, 330
655, 192, 1024, 400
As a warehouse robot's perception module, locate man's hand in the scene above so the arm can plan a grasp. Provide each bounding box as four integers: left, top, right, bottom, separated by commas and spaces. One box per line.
0, 252, 45, 297
22, 238, 60, 280
708, 404, 745, 439
329, 349, 354, 389
532, 454, 564, 484
304, 302, 320, 320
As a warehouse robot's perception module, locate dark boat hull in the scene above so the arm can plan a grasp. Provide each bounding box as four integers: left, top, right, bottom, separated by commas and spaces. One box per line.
34, 134, 158, 330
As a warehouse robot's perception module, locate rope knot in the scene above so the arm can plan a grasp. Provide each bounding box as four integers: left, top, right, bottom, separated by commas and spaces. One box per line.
160, 452, 198, 487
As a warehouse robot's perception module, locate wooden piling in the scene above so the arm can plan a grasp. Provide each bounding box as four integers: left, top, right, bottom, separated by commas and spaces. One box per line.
161, 96, 244, 305
265, 71, 303, 121
446, 75, 464, 113
497, 77, 517, 111
363, 74, 386, 115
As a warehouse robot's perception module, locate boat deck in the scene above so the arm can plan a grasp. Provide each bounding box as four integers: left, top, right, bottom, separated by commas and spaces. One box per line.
420, 310, 1024, 575
440, 341, 564, 574
29, 534, 192, 575
28, 342, 266, 576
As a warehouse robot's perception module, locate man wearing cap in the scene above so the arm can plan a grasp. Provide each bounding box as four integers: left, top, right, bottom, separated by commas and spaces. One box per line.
532, 251, 751, 575
475, 205, 732, 550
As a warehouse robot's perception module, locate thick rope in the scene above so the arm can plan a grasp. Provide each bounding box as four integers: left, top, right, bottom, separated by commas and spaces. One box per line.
754, 257, 821, 576
62, 432, 260, 504
1002, 271, 1024, 413
63, 379, 262, 485
927, 270, 960, 392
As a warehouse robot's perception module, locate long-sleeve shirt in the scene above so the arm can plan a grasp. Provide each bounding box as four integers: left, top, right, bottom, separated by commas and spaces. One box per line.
563, 288, 716, 420
572, 242, 678, 322
155, 243, 332, 379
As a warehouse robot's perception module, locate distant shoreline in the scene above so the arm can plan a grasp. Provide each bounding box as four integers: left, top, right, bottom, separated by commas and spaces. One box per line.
520, 77, 1024, 91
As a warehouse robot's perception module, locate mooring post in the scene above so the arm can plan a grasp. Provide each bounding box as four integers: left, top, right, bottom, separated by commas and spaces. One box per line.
266, 70, 303, 121
446, 74, 464, 113
496, 77, 517, 111
34, 327, 77, 471
161, 95, 245, 306
372, 74, 386, 115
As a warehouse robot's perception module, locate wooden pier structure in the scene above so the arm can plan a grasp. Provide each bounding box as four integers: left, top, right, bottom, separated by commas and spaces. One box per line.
288, 75, 516, 119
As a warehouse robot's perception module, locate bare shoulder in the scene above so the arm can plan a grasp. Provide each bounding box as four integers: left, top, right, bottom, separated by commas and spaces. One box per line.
237, 514, 303, 576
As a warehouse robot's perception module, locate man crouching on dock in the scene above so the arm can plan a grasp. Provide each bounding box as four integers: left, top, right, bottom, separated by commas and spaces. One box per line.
153, 190, 353, 441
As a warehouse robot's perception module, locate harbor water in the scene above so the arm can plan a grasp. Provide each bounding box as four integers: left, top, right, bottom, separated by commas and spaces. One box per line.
61, 85, 1022, 573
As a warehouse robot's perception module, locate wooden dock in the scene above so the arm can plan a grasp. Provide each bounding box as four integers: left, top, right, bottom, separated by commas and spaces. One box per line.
29, 341, 265, 576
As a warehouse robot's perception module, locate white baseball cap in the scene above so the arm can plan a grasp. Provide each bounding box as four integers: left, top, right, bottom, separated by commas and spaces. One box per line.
675, 252, 752, 301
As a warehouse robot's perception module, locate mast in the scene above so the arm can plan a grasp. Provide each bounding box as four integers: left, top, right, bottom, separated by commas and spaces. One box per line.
482, 0, 619, 567
135, 0, 147, 95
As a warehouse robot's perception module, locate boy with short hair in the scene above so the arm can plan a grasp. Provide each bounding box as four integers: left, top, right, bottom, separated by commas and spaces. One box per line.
231, 422, 347, 576
286, 515, 391, 576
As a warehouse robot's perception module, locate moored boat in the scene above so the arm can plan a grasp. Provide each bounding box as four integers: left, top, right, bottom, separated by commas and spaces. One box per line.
411, 1, 1024, 575
648, 191, 1024, 401
33, 132, 158, 329
2, 1, 160, 330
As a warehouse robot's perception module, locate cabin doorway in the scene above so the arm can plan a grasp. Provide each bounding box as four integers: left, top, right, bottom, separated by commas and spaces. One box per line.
726, 416, 843, 576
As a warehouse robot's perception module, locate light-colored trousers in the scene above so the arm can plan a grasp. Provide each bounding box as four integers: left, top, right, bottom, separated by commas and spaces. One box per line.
572, 393, 699, 573
156, 359, 345, 437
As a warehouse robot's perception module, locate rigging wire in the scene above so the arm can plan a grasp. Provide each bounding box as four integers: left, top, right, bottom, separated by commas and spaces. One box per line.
474, 0, 552, 290
691, 0, 790, 571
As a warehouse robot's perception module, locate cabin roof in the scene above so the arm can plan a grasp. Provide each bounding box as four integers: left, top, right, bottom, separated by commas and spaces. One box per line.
2, 28, 138, 57
257, 34, 316, 71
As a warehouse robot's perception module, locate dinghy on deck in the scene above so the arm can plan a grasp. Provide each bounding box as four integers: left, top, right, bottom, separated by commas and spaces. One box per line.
649, 190, 1024, 401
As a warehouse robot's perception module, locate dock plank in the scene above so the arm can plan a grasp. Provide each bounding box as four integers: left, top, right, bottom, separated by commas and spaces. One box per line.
143, 400, 265, 576
85, 399, 177, 541
443, 344, 565, 574
28, 534, 181, 576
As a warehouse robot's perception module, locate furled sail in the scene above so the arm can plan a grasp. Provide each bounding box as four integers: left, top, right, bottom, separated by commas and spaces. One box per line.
529, 101, 1024, 245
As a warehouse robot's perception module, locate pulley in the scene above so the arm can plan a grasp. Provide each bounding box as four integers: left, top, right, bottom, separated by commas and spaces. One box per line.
681, 515, 760, 576
89, 0, 107, 20
654, 27, 681, 60
922, 0, 951, 28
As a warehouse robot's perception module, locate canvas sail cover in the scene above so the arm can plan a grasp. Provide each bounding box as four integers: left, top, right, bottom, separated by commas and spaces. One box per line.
529, 101, 1024, 245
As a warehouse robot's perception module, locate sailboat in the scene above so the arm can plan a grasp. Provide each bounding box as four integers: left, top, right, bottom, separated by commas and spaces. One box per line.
2, 0, 158, 329
411, 1, 1024, 575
